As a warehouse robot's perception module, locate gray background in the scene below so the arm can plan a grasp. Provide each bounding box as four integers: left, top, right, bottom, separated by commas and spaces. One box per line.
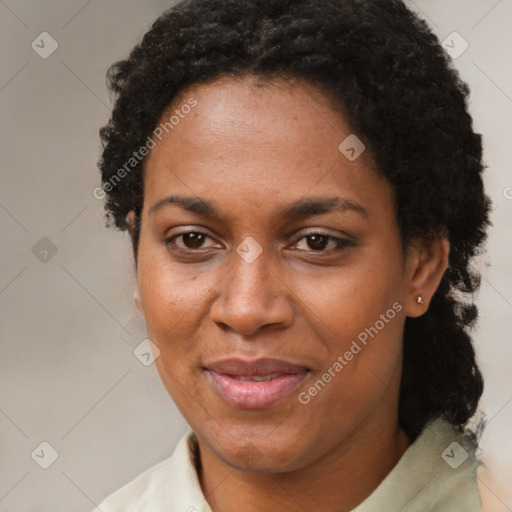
0, 1, 510, 511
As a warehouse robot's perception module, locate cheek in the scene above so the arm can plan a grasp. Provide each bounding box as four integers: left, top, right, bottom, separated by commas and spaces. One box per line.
293, 251, 406, 394
137, 252, 196, 358
137, 241, 213, 327
297, 275, 405, 434
136, 243, 227, 395
311, 289, 404, 385
290, 252, 405, 341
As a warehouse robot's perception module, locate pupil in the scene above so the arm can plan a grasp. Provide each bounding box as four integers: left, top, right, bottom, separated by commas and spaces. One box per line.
184, 233, 204, 249
308, 235, 328, 250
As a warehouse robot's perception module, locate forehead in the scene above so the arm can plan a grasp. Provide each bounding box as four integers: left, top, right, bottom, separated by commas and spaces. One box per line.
142, 76, 391, 220
165, 75, 351, 148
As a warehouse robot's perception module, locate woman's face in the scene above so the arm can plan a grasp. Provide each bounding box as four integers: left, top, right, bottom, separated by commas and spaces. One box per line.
134, 76, 417, 472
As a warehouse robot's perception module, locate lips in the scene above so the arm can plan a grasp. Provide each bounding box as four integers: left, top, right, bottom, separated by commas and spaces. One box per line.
206, 358, 310, 376
204, 358, 310, 409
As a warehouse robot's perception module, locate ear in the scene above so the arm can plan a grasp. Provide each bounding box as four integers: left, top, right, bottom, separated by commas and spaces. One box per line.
134, 289, 143, 315
127, 210, 143, 315
404, 234, 450, 318
126, 210, 137, 237
125, 209, 140, 263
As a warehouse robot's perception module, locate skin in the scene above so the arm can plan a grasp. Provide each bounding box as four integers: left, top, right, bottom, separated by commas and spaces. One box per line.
128, 75, 449, 512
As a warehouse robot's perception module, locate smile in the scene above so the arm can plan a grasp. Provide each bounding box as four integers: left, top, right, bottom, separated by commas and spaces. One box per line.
203, 357, 310, 409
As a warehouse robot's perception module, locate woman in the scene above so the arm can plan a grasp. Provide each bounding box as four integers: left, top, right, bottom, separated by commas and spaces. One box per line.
95, 0, 490, 510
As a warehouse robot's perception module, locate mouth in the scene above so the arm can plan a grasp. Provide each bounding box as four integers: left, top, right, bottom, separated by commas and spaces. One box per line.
203, 358, 311, 409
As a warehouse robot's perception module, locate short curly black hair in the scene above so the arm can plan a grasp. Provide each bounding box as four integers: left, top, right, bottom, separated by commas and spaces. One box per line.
98, 0, 491, 442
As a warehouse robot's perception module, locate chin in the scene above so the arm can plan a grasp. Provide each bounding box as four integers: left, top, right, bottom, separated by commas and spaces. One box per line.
206, 427, 312, 473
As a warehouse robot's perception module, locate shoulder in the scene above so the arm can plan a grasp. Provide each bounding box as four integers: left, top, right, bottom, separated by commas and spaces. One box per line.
96, 456, 174, 512
354, 418, 484, 512
477, 463, 504, 512
94, 430, 209, 512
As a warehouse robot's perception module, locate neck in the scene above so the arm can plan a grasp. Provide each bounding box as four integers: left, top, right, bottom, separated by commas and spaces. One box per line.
197, 419, 410, 512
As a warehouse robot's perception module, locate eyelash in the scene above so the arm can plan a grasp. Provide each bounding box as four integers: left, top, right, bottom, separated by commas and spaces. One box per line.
164, 230, 353, 254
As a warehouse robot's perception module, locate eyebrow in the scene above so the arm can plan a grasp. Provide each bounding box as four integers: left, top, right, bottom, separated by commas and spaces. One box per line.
148, 195, 368, 220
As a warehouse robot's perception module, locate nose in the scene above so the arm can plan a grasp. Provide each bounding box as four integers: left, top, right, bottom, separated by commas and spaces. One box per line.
209, 245, 294, 337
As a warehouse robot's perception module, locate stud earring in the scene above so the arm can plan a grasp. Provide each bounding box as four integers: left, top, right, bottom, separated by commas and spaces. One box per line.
417, 296, 424, 304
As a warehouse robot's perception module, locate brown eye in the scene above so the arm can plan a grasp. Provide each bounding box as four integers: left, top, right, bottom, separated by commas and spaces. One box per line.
166, 231, 217, 250
305, 234, 330, 251
180, 232, 207, 249
293, 233, 349, 252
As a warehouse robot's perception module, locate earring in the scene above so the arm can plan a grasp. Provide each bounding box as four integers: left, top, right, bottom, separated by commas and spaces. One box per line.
417, 296, 424, 304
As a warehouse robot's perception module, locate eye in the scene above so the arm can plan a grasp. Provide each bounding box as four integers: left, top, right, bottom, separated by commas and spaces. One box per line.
292, 233, 352, 252
166, 230, 219, 250
164, 230, 353, 254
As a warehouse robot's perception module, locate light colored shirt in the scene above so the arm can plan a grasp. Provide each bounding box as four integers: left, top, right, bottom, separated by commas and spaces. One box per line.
96, 418, 484, 511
